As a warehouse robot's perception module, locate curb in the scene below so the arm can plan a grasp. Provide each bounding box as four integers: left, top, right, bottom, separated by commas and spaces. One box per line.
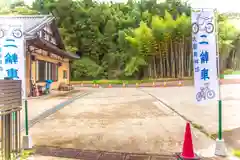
73, 79, 240, 88
21, 91, 90, 131
31, 145, 219, 160
32, 146, 175, 160
74, 82, 185, 88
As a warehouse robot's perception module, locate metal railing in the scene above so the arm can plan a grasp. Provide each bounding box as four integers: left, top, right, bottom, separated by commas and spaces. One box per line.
0, 80, 22, 160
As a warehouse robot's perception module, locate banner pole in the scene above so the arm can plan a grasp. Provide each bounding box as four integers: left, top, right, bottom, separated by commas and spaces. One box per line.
22, 38, 32, 150
214, 9, 226, 157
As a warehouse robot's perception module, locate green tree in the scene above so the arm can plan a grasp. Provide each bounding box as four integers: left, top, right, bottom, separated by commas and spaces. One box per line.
3, 0, 239, 80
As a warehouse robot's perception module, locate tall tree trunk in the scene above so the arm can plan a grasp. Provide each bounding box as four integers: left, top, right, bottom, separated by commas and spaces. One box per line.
174, 41, 178, 78
181, 37, 185, 78
153, 56, 157, 78
177, 41, 181, 78
159, 43, 164, 78
165, 41, 170, 77
171, 39, 175, 78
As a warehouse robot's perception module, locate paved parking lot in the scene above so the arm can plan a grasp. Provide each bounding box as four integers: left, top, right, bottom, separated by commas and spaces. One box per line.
29, 88, 216, 159
141, 84, 240, 150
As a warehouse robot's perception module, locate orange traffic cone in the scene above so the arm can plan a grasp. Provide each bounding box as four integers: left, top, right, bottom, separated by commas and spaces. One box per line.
152, 82, 156, 87
163, 82, 167, 87
177, 122, 199, 160
136, 83, 139, 87
108, 84, 112, 88
178, 81, 182, 86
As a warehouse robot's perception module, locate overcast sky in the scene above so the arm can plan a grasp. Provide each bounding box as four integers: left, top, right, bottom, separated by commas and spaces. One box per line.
188, 0, 240, 13
20, 0, 240, 13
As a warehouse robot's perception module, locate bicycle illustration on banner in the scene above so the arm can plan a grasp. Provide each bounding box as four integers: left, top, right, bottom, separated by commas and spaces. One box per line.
0, 28, 23, 39
196, 83, 216, 102
192, 10, 214, 34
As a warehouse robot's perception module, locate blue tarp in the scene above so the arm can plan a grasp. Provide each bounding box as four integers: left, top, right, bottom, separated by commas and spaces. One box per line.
45, 79, 53, 89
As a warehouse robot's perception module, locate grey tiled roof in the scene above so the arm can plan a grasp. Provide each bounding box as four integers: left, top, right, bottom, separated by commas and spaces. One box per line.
0, 15, 79, 59
0, 15, 54, 39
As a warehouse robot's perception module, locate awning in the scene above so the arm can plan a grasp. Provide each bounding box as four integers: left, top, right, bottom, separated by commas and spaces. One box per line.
27, 38, 79, 59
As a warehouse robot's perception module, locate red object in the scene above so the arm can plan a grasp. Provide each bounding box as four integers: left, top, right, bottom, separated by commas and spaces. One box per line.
181, 122, 195, 159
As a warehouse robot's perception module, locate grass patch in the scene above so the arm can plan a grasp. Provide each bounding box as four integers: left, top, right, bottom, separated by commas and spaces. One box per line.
219, 69, 240, 79
0, 149, 34, 160
233, 149, 240, 158
210, 129, 235, 140
191, 122, 215, 138
210, 133, 217, 140
191, 122, 225, 140
71, 77, 192, 84
19, 149, 34, 160
223, 69, 240, 75
192, 123, 204, 130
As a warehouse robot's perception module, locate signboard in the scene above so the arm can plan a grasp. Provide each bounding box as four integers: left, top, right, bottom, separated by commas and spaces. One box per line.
0, 20, 26, 99
0, 80, 22, 112
191, 8, 219, 103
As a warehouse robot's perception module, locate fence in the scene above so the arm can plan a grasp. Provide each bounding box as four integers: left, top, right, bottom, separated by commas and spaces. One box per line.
0, 80, 22, 160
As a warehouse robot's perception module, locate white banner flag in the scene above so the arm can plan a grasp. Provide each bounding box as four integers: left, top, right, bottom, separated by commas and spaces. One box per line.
0, 20, 26, 99
191, 8, 219, 103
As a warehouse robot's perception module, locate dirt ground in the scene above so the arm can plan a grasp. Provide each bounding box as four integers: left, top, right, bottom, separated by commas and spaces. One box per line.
29, 88, 215, 157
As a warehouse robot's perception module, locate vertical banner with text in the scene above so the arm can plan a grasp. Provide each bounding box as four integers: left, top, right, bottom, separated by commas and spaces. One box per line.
0, 20, 26, 99
191, 8, 219, 103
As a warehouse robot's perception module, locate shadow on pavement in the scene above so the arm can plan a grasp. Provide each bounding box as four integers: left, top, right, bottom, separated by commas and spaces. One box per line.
211, 127, 240, 150
223, 127, 240, 150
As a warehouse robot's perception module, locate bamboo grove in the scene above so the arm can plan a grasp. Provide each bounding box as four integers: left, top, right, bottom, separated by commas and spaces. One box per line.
1, 0, 240, 80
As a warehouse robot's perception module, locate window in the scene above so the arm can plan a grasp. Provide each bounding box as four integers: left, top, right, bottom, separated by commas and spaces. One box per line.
63, 70, 67, 79
37, 60, 46, 82
36, 60, 58, 82
50, 63, 58, 81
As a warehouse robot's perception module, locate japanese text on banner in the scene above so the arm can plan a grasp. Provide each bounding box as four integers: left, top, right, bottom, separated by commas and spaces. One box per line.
191, 8, 218, 103
0, 22, 26, 99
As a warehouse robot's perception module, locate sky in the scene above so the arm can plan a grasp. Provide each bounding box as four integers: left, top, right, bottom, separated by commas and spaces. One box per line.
188, 0, 240, 13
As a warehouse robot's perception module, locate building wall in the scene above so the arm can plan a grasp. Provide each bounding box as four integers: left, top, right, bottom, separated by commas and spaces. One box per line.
26, 53, 31, 96
26, 47, 70, 96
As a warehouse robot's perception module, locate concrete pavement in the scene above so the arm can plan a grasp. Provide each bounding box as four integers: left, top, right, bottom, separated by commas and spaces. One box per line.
20, 89, 88, 132
29, 88, 217, 159
141, 84, 240, 150
0, 90, 86, 140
